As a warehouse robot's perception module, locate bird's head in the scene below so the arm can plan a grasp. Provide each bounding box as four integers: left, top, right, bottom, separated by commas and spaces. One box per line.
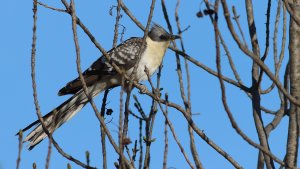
148, 24, 180, 42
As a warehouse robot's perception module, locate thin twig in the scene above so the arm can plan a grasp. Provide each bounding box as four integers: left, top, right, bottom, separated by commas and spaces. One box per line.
277, 3, 286, 64
144, 104, 158, 169
32, 163, 37, 169
163, 94, 169, 169
129, 110, 144, 121
37, 1, 66, 12
111, 9, 123, 157
232, 6, 248, 48
132, 140, 138, 162
85, 151, 90, 167
16, 130, 23, 169
119, 88, 124, 168
113, 0, 122, 48
265, 107, 286, 136
262, 0, 272, 63
138, 119, 143, 169
277, 3, 287, 104
125, 145, 134, 166
122, 91, 131, 169
133, 95, 147, 119
219, 32, 244, 90
258, 0, 272, 88
100, 90, 109, 169
120, 2, 144, 30
162, 108, 195, 169
45, 139, 52, 169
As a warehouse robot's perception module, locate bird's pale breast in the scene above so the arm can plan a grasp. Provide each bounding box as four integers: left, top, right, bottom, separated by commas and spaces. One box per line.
133, 37, 170, 81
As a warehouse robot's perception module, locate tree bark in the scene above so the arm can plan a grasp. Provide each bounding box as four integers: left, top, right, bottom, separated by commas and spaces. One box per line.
286, 1, 300, 168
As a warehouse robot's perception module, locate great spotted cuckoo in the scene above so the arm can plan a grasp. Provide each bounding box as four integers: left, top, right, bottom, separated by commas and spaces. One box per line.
20, 24, 180, 150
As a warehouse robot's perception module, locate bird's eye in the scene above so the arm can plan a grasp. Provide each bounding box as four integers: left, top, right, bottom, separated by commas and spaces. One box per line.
159, 35, 168, 40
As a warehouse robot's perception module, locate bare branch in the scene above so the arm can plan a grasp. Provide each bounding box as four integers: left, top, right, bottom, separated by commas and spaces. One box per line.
138, 119, 143, 169
258, 0, 272, 87
119, 88, 124, 168
100, 90, 109, 169
16, 130, 23, 169
38, 1, 66, 12
163, 94, 169, 169
85, 151, 90, 167
232, 6, 248, 48
120, 2, 144, 30
113, 0, 122, 48
33, 163, 37, 169
219, 31, 244, 86
45, 139, 52, 169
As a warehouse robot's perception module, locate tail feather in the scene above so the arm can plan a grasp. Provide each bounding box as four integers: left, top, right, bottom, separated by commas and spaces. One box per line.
23, 90, 88, 150
21, 76, 120, 150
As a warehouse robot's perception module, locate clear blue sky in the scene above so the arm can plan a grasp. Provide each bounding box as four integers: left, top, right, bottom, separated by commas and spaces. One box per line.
1, 0, 294, 169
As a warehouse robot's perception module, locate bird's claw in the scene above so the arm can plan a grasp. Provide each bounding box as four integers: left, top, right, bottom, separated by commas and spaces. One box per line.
139, 84, 148, 94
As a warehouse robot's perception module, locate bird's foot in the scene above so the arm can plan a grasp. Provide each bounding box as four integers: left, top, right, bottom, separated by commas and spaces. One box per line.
139, 84, 149, 94
153, 88, 161, 97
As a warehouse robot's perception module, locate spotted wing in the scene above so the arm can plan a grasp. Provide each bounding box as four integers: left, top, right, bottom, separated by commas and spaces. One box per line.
58, 37, 145, 96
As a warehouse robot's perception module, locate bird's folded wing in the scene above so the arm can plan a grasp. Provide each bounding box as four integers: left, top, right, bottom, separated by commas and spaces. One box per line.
58, 37, 145, 96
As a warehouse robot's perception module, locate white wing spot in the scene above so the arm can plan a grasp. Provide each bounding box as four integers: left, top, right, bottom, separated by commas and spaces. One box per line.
118, 52, 126, 60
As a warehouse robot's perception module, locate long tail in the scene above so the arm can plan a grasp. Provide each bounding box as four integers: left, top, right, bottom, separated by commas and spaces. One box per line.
22, 89, 89, 150
21, 76, 120, 150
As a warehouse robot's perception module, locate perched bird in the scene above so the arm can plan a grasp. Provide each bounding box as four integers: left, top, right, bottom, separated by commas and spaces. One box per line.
20, 24, 180, 150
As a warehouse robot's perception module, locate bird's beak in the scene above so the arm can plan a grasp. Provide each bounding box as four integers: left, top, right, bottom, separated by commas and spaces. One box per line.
170, 34, 180, 40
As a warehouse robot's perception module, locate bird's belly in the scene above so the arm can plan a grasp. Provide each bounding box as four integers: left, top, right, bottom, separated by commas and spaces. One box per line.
136, 51, 165, 81
125, 55, 163, 82
137, 62, 159, 81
